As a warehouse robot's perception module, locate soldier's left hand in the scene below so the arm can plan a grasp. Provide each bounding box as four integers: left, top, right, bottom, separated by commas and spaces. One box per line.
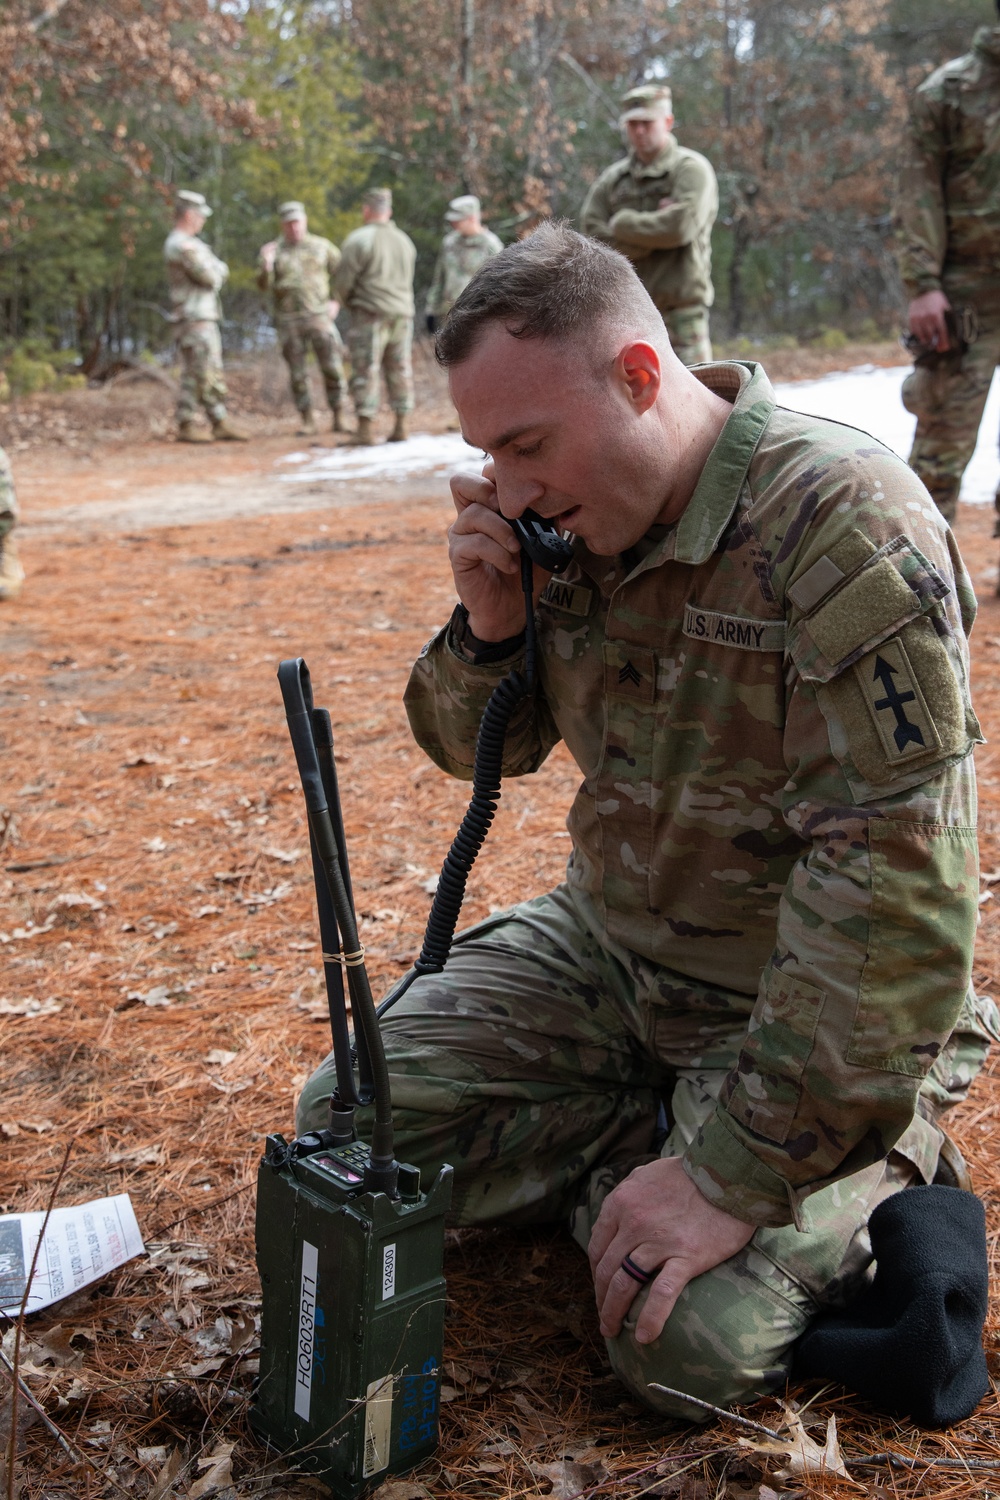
589, 1156, 754, 1345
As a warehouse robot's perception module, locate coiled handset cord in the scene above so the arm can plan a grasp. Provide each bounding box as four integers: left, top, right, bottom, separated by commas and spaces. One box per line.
376, 548, 540, 1020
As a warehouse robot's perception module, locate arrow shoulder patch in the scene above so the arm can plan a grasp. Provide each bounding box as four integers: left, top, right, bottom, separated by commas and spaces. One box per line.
858, 635, 939, 766
819, 615, 979, 799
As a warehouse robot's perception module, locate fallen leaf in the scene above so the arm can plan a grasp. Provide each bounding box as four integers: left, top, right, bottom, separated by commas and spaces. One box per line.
138, 1445, 168, 1465
228, 1310, 256, 1355
144, 836, 168, 854
532, 1459, 609, 1498
150, 1448, 184, 1500
186, 1439, 234, 1498
370, 1483, 432, 1500
737, 1405, 852, 1482
107, 1144, 165, 1167
194, 905, 221, 918
0, 997, 62, 1017
34, 1325, 87, 1368
204, 1049, 238, 1067
262, 846, 301, 863
48, 890, 103, 913
123, 752, 166, 767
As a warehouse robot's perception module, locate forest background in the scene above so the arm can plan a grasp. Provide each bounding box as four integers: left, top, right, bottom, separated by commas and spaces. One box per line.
0, 0, 995, 384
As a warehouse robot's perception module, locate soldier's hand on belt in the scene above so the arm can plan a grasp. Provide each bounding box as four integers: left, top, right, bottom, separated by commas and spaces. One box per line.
589, 1156, 754, 1345
448, 462, 541, 642
909, 289, 952, 351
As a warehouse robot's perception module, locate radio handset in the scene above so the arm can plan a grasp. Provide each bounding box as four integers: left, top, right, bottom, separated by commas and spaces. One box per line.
507, 507, 573, 574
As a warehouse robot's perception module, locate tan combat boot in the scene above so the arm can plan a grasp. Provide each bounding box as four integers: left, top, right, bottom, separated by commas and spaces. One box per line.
212, 416, 249, 442
0, 536, 25, 600
297, 411, 319, 437
387, 413, 408, 443
178, 420, 211, 443
331, 404, 347, 435
347, 416, 375, 447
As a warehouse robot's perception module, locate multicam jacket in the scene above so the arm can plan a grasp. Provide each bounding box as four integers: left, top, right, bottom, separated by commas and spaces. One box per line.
163, 229, 228, 325
425, 228, 503, 319
580, 135, 718, 312
405, 361, 984, 1227
257, 232, 342, 322
336, 222, 416, 319
0, 445, 18, 542
897, 26, 1000, 300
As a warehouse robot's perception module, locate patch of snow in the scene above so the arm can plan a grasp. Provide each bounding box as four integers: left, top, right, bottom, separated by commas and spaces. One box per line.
274, 367, 1000, 505
774, 365, 1000, 505
277, 431, 483, 485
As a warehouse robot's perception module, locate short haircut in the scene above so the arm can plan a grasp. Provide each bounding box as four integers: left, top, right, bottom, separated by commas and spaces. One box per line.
364, 187, 392, 214
435, 220, 660, 367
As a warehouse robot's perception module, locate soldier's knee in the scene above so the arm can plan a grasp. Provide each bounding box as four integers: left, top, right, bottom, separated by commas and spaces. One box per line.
606, 1263, 802, 1418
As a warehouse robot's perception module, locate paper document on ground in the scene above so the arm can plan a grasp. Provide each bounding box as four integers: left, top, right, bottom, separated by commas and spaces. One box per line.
0, 1194, 144, 1315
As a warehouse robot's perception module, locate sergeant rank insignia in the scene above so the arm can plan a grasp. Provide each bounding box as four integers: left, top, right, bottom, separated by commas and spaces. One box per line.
857, 636, 939, 766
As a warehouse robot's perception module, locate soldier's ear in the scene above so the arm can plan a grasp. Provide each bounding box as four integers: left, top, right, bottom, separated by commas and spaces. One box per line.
617, 342, 661, 414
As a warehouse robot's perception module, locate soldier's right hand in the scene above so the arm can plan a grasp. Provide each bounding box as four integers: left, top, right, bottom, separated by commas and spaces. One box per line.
260, 240, 278, 268
909, 289, 951, 352
448, 463, 527, 643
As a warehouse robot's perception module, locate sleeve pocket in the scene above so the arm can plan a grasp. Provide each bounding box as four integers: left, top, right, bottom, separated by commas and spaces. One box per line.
727, 968, 824, 1145
846, 820, 978, 1076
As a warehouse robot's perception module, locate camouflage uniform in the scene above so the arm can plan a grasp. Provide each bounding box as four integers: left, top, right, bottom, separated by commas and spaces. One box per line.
258, 232, 346, 419
581, 137, 718, 366
897, 26, 1000, 524
0, 445, 23, 599
426, 227, 503, 323
336, 221, 417, 419
299, 360, 995, 1415
164, 227, 230, 425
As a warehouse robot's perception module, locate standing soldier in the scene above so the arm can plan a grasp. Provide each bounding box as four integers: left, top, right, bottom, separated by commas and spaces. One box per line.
0, 446, 23, 601
425, 195, 502, 334
897, 12, 1000, 535
336, 188, 417, 447
164, 190, 246, 443
258, 202, 347, 438
581, 85, 718, 367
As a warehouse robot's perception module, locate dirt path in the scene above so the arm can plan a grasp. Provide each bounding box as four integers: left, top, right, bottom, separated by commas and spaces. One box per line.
2, 438, 1000, 1497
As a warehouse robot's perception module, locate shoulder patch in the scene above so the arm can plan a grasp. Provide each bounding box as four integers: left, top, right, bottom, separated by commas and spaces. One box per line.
539, 577, 594, 617
857, 636, 940, 767
683, 603, 786, 653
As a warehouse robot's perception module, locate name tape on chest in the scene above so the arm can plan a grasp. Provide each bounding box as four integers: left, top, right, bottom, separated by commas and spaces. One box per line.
539, 577, 594, 617
683, 604, 787, 653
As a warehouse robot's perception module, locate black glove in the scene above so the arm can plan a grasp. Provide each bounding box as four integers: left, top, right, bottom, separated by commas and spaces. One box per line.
794, 1185, 989, 1428
425, 314, 438, 336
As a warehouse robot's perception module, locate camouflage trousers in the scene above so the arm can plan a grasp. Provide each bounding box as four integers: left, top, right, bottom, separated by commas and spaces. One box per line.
346, 311, 414, 419
663, 305, 712, 367
0, 448, 22, 600
175, 320, 227, 425
297, 884, 994, 1418
278, 312, 345, 417
903, 288, 1000, 524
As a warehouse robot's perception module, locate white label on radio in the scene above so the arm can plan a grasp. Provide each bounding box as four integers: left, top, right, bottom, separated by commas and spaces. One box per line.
293, 1241, 318, 1421
363, 1374, 393, 1476
382, 1242, 396, 1300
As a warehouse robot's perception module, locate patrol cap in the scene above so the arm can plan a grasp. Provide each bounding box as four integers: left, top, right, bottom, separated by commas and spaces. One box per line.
620, 84, 673, 122
278, 201, 306, 222
175, 189, 212, 217
445, 194, 480, 223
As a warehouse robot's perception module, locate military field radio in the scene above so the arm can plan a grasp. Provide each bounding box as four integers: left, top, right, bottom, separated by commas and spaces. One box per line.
250, 510, 572, 1496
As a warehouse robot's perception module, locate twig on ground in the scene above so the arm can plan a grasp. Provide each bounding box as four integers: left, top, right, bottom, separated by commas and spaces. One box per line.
646, 1384, 784, 1439
4, 1139, 73, 1500
849, 1451, 1000, 1471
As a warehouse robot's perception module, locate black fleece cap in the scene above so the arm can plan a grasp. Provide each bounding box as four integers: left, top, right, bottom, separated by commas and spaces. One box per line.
794, 1185, 989, 1428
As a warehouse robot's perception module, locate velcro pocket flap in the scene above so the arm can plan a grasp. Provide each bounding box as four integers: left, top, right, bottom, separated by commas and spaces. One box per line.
789, 538, 950, 685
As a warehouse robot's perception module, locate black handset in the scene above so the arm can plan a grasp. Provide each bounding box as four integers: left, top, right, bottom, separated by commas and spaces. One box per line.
508, 507, 573, 574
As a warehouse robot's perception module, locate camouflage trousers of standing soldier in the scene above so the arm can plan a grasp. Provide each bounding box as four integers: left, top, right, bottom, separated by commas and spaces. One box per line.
903, 282, 1000, 525
278, 312, 345, 417
346, 311, 414, 419
663, 304, 712, 367
297, 884, 996, 1419
175, 320, 228, 426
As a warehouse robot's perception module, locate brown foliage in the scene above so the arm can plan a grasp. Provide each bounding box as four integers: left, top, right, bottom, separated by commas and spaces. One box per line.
0, 0, 266, 195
